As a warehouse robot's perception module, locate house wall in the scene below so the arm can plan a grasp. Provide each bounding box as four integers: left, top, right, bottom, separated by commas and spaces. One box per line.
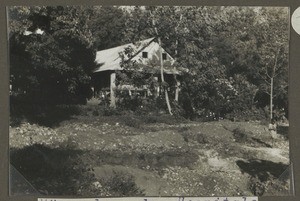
131, 41, 174, 68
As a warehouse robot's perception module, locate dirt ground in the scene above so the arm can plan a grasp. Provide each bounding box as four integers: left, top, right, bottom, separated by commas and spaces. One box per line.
10, 114, 290, 196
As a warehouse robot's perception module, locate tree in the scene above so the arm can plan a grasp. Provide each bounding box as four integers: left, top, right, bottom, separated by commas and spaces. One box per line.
162, 6, 233, 118
259, 10, 288, 120
9, 6, 97, 105
149, 8, 173, 115
10, 6, 288, 120
88, 6, 129, 50
118, 6, 289, 120
211, 7, 289, 120
250, 7, 289, 120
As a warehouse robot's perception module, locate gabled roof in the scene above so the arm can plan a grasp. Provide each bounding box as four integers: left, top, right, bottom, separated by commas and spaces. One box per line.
94, 38, 179, 74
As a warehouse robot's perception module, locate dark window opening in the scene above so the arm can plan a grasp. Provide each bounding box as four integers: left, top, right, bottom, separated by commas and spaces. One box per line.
162, 53, 167, 60
142, 52, 148, 58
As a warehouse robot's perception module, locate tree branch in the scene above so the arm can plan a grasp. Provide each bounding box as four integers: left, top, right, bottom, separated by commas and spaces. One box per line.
274, 72, 281, 77
265, 67, 271, 79
258, 73, 271, 85
272, 47, 280, 77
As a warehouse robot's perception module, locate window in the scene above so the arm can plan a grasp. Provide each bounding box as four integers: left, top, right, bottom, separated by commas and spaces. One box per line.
162, 53, 167, 60
142, 52, 148, 58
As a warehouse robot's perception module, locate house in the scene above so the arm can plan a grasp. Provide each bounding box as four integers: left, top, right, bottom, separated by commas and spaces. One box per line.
92, 37, 180, 107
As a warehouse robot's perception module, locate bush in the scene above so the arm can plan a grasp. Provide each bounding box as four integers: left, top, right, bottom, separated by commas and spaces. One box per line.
115, 91, 172, 115
249, 176, 266, 196
178, 127, 208, 144
140, 114, 187, 125
103, 107, 122, 116
100, 171, 144, 196
116, 91, 143, 112
123, 117, 142, 128
171, 100, 186, 119
141, 115, 159, 124
232, 127, 249, 143
10, 102, 83, 127
92, 110, 100, 116
225, 108, 267, 122
196, 133, 209, 144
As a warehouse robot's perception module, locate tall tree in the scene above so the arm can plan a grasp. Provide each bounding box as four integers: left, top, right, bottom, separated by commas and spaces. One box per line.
88, 6, 129, 50
212, 7, 289, 119
9, 6, 97, 105
149, 8, 173, 115
255, 8, 289, 120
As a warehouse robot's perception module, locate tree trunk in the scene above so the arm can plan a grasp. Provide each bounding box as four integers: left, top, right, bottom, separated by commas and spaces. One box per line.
158, 37, 173, 115
174, 38, 180, 102
110, 71, 116, 108
270, 77, 273, 120
269, 47, 280, 121
174, 16, 182, 102
175, 78, 180, 102
151, 11, 173, 115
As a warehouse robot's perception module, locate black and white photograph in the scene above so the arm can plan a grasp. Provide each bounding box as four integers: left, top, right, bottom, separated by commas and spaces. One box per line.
8, 5, 290, 197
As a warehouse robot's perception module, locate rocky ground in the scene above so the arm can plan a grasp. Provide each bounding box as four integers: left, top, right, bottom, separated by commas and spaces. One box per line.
10, 114, 291, 197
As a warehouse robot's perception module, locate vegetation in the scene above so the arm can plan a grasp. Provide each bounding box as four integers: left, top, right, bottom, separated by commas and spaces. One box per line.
10, 110, 290, 196
8, 6, 290, 197
8, 6, 288, 122
9, 6, 96, 105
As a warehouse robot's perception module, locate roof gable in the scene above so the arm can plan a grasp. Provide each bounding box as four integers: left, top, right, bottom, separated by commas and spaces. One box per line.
94, 38, 176, 74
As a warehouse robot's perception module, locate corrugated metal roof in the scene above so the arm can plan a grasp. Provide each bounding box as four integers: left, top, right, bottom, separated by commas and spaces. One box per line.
93, 38, 179, 74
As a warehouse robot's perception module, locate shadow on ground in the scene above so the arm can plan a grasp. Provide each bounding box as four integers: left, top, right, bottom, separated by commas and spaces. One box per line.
10, 143, 145, 196
277, 125, 289, 139
10, 144, 88, 195
10, 142, 198, 196
88, 150, 199, 170
250, 137, 272, 148
10, 104, 80, 127
236, 159, 289, 182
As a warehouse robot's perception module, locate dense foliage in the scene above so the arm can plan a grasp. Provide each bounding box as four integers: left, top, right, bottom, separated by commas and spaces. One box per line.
9, 6, 96, 105
9, 6, 289, 120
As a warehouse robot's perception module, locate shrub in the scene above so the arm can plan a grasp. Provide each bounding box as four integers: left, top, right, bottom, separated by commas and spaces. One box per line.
196, 133, 209, 144
249, 176, 266, 196
141, 115, 158, 124
139, 114, 187, 125
100, 171, 144, 196
225, 108, 267, 122
10, 103, 84, 127
232, 127, 249, 143
60, 137, 78, 150
10, 116, 24, 127
178, 127, 208, 144
103, 107, 122, 116
92, 110, 100, 116
123, 117, 142, 128
116, 91, 143, 112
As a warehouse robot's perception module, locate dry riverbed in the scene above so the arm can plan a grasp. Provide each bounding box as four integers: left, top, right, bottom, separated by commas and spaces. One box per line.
10, 115, 290, 196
